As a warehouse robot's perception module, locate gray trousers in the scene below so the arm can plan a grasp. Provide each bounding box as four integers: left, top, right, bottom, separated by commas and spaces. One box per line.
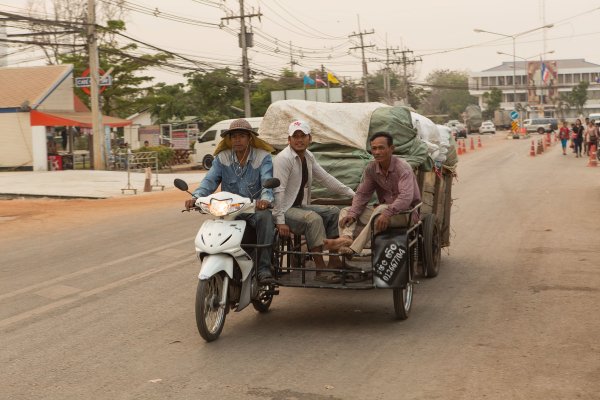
284, 205, 340, 249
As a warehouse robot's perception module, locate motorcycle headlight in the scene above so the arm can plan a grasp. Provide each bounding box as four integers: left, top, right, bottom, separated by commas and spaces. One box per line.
208, 198, 231, 216
206, 199, 245, 216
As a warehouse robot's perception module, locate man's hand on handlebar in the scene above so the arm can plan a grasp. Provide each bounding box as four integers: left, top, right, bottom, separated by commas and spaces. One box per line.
339, 216, 356, 228
255, 199, 271, 211
185, 198, 196, 210
276, 224, 290, 237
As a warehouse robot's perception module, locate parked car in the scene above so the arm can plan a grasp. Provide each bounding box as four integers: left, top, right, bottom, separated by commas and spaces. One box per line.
479, 120, 496, 134
523, 118, 555, 134
446, 120, 467, 138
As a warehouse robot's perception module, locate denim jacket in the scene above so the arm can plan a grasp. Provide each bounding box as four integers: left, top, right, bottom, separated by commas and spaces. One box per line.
192, 147, 274, 203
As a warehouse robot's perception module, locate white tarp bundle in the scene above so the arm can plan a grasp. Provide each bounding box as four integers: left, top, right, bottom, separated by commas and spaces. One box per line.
259, 100, 388, 149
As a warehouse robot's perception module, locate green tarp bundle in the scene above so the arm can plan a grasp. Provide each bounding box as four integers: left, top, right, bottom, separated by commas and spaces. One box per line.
311, 106, 433, 199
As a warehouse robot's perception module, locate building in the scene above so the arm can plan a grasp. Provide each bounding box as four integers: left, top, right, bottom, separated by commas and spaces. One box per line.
0, 64, 130, 170
469, 58, 600, 118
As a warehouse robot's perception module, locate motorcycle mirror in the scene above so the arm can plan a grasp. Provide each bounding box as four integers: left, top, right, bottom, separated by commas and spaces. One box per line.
173, 178, 189, 192
263, 178, 280, 189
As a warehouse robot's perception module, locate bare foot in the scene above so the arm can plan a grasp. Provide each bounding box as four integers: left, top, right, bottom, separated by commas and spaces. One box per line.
324, 236, 353, 251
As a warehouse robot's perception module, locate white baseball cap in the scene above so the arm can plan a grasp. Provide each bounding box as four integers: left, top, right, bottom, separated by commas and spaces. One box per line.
288, 120, 311, 136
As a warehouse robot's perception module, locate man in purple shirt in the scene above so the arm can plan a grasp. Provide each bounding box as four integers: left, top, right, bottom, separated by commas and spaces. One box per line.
337, 132, 421, 255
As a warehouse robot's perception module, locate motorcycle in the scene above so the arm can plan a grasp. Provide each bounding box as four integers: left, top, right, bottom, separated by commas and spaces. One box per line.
174, 178, 280, 342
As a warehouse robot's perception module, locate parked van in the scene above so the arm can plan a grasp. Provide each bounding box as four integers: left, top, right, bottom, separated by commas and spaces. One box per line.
192, 117, 263, 169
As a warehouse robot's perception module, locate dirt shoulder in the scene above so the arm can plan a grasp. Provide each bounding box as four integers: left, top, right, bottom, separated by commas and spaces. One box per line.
0, 189, 184, 238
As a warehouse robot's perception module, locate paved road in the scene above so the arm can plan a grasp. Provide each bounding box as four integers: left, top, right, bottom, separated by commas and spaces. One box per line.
1, 135, 599, 399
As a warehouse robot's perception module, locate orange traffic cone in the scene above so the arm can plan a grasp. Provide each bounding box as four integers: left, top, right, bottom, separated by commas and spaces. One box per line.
462, 139, 467, 153
587, 145, 598, 167
457, 142, 463, 155
530, 140, 536, 157
477, 136, 482, 148
470, 137, 475, 150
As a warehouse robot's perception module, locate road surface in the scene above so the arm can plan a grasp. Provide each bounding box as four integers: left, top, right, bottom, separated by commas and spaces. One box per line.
1, 134, 599, 399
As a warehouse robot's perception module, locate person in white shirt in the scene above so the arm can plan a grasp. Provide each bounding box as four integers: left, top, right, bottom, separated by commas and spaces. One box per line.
273, 120, 355, 280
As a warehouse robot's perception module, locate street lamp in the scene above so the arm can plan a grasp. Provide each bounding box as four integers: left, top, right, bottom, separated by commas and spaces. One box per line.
474, 24, 553, 110
496, 50, 555, 61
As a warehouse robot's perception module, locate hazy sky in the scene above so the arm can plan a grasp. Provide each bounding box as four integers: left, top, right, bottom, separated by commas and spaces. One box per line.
2, 0, 600, 85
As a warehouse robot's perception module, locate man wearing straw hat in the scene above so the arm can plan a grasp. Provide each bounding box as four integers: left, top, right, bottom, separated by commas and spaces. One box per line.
185, 118, 277, 284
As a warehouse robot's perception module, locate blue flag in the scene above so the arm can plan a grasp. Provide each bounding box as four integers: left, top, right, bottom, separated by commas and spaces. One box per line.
303, 75, 315, 86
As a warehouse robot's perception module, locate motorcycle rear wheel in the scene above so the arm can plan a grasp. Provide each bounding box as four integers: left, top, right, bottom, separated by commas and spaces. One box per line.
196, 273, 227, 342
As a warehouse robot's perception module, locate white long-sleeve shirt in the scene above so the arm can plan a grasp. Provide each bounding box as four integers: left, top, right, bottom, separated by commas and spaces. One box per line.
273, 146, 355, 225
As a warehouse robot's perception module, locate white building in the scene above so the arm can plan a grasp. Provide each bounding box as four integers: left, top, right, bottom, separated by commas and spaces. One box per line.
469, 58, 600, 118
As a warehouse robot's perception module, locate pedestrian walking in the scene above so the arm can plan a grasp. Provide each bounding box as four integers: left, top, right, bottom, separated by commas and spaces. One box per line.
559, 121, 570, 155
573, 119, 584, 158
584, 120, 598, 156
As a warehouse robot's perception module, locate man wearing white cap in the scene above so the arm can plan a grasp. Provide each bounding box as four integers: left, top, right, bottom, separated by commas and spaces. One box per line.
273, 120, 355, 280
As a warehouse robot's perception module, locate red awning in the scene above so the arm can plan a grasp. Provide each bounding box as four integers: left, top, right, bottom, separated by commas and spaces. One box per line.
30, 110, 132, 128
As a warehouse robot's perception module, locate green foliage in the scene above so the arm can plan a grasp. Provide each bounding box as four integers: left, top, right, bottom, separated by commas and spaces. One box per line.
420, 69, 477, 119
482, 87, 503, 119
59, 21, 171, 119
135, 146, 174, 168
569, 81, 589, 115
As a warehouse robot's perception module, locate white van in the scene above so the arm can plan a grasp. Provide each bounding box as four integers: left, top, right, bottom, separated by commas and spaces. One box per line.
192, 117, 263, 169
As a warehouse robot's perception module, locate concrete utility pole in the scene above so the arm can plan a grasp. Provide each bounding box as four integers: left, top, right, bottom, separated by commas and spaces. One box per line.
349, 17, 374, 102
370, 43, 398, 104
221, 1, 261, 118
289, 41, 297, 73
0, 19, 7, 67
393, 49, 421, 105
87, 0, 104, 170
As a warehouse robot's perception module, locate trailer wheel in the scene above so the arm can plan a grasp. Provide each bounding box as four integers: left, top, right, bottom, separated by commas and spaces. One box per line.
422, 214, 441, 278
202, 154, 214, 170
393, 283, 413, 320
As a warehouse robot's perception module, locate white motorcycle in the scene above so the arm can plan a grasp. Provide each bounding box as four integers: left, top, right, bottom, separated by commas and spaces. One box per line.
174, 178, 280, 342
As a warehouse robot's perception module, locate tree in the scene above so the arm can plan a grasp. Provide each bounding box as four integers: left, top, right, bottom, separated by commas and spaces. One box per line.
60, 34, 172, 119
481, 87, 503, 119
419, 70, 477, 119
169, 68, 245, 127
25, 0, 126, 65
555, 93, 572, 120
147, 83, 192, 123
251, 69, 302, 116
569, 81, 589, 116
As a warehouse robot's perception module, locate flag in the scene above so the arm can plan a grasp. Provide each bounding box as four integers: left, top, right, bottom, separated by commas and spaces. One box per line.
327, 71, 340, 85
541, 62, 550, 84
315, 76, 327, 87
303, 75, 315, 86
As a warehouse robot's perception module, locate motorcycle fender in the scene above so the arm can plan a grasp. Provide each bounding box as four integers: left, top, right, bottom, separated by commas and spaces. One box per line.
199, 254, 233, 280
236, 277, 252, 311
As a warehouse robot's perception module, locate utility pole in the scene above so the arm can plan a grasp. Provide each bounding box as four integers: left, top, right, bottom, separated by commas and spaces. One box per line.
221, 1, 261, 117
0, 19, 7, 67
370, 43, 397, 104
349, 17, 374, 102
87, 0, 104, 170
393, 48, 421, 105
289, 41, 297, 73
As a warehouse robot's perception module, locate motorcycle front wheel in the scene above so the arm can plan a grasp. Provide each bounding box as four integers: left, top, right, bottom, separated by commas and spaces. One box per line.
196, 273, 227, 342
